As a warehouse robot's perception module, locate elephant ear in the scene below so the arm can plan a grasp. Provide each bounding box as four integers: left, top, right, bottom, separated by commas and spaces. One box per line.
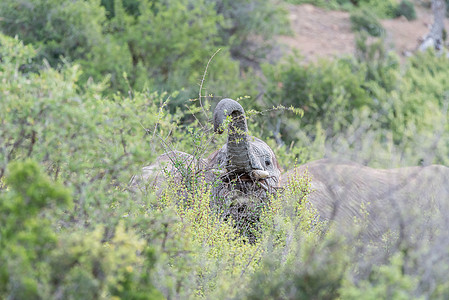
213, 98, 248, 134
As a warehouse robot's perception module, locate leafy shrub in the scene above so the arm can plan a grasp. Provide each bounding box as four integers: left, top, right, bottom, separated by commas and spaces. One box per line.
0, 33, 324, 299
97, 0, 263, 107
0, 0, 106, 67
282, 0, 353, 11
261, 53, 370, 147
0, 0, 287, 110
358, 0, 398, 19
350, 8, 386, 37
284, 0, 399, 18
0, 33, 180, 226
0, 160, 163, 299
246, 235, 348, 300
354, 33, 400, 92
119, 0, 225, 96
350, 48, 449, 166
259, 35, 449, 170
341, 254, 418, 299
207, 0, 290, 69
126, 147, 324, 299
156, 177, 263, 298
101, 0, 140, 18
245, 171, 347, 300
395, 0, 417, 20
0, 159, 71, 299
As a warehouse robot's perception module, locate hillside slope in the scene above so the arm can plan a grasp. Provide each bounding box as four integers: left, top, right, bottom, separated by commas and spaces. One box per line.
279, 3, 448, 62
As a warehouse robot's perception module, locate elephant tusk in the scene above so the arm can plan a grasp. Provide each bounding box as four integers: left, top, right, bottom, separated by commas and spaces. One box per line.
257, 181, 269, 191
212, 168, 228, 176
252, 169, 269, 179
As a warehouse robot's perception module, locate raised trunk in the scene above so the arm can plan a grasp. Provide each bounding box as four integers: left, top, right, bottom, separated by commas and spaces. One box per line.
214, 98, 252, 174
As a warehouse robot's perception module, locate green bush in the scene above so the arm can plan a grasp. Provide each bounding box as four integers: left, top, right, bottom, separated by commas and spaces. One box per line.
207, 0, 290, 68
284, 0, 399, 18
261, 53, 370, 147
259, 35, 449, 169
0, 0, 106, 67
0, 33, 180, 225
395, 0, 417, 20
341, 254, 418, 300
359, 0, 398, 19
0, 0, 287, 110
282, 0, 352, 11
0, 159, 70, 299
101, 0, 140, 18
245, 171, 347, 300
0, 160, 163, 299
0, 32, 323, 299
354, 33, 400, 92
4, 15, 449, 298
246, 235, 349, 300
350, 8, 386, 37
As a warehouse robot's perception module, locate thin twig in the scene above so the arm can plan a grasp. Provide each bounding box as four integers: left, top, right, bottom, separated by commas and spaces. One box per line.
199, 48, 221, 120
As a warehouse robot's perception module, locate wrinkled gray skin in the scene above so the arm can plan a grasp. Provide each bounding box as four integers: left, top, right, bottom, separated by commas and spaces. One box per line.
208, 98, 281, 200
130, 98, 281, 202
130, 151, 208, 195
282, 159, 449, 241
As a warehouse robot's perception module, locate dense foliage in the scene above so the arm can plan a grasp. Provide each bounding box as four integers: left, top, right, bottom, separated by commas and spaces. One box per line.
2, 0, 449, 298
0, 0, 287, 107
350, 8, 386, 37
396, 0, 417, 20
285, 0, 413, 19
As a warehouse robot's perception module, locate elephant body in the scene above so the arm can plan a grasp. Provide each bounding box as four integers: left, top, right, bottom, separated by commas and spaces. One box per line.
130, 99, 282, 240
129, 150, 209, 195
131, 98, 449, 242
282, 159, 449, 240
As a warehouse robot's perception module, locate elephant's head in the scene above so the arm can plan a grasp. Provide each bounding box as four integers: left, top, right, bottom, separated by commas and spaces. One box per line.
208, 98, 281, 200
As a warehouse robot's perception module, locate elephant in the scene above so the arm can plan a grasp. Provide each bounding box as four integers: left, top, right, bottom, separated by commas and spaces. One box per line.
207, 98, 281, 201
130, 98, 281, 193
281, 159, 449, 242
130, 98, 282, 240
131, 97, 449, 245
129, 150, 209, 196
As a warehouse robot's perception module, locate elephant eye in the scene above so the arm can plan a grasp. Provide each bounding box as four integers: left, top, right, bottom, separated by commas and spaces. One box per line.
265, 159, 271, 166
